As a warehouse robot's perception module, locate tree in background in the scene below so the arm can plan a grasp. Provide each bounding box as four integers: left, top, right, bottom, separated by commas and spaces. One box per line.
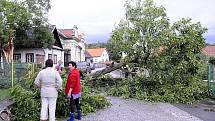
0, 0, 53, 52
86, 42, 108, 49
209, 57, 215, 65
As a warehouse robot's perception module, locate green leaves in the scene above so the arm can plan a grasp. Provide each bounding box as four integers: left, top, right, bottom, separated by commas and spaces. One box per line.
10, 85, 40, 121
0, 0, 53, 49
107, 0, 208, 104
107, 75, 208, 104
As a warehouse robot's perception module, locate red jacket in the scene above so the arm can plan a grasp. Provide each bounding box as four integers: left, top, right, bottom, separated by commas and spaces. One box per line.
65, 68, 81, 94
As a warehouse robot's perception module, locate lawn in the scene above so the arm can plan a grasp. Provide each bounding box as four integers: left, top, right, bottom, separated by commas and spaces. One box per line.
0, 88, 10, 101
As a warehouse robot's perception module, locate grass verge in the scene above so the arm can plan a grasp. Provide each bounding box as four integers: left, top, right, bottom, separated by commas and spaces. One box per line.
0, 88, 10, 101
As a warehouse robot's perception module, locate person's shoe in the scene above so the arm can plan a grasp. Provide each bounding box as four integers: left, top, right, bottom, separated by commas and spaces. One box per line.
75, 110, 82, 120
67, 112, 74, 121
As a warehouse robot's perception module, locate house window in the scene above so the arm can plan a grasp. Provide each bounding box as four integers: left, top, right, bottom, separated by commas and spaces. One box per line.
48, 54, 52, 59
14, 53, 21, 62
54, 54, 57, 64
36, 54, 45, 64
26, 53, 34, 62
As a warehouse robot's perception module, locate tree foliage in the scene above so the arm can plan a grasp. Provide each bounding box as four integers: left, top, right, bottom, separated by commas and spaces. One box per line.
108, 0, 170, 66
86, 42, 108, 49
0, 0, 53, 50
209, 56, 215, 65
107, 0, 208, 103
107, 20, 128, 61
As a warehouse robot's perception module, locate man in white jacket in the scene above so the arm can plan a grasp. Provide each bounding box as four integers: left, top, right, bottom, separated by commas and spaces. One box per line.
34, 59, 63, 121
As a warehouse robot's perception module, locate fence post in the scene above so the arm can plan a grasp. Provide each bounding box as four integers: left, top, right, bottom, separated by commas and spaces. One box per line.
11, 61, 14, 88
32, 63, 35, 74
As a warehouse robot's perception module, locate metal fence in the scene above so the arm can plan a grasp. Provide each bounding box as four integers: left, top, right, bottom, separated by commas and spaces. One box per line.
208, 64, 215, 96
0, 62, 37, 89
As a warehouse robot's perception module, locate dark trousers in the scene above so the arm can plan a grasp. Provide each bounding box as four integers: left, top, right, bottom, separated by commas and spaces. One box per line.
70, 97, 81, 113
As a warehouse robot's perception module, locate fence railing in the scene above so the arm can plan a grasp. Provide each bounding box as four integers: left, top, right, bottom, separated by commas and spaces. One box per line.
208, 64, 215, 96
0, 62, 38, 89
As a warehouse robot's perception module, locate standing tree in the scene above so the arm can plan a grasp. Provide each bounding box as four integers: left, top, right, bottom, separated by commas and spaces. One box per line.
108, 0, 170, 76
0, 0, 53, 61
107, 0, 208, 103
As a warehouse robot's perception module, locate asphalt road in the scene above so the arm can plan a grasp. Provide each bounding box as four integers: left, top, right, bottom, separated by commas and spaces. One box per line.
64, 97, 209, 121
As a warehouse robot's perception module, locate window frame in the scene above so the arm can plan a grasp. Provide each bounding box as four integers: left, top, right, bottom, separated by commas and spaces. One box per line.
48, 54, 52, 59
54, 54, 57, 64
13, 53, 21, 62
26, 53, 34, 63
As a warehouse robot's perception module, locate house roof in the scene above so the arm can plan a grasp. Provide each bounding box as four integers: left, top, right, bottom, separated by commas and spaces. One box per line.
52, 27, 63, 49
58, 29, 82, 42
86, 48, 106, 57
15, 25, 63, 49
202, 45, 215, 56
85, 51, 92, 58
58, 29, 75, 38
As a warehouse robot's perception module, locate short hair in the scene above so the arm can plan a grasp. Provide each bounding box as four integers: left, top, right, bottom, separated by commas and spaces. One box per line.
68, 61, 77, 68
45, 59, 53, 67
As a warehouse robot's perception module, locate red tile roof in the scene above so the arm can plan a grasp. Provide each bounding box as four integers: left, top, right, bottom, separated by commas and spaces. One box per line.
86, 48, 106, 57
57, 29, 84, 42
202, 45, 215, 56
58, 29, 75, 38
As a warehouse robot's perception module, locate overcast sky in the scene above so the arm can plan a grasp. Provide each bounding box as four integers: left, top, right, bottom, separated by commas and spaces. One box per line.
48, 0, 215, 44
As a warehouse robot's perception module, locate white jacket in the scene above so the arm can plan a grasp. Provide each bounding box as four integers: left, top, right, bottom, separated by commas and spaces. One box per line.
34, 67, 62, 97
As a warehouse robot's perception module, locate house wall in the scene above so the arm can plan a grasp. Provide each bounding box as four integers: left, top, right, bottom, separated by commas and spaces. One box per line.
61, 39, 85, 63
92, 50, 109, 63
14, 48, 44, 63
14, 48, 64, 67
44, 48, 64, 66
78, 41, 85, 62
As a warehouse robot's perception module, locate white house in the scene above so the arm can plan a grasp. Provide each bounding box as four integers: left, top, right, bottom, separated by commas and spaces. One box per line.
12, 26, 64, 67
58, 26, 85, 66
85, 48, 109, 63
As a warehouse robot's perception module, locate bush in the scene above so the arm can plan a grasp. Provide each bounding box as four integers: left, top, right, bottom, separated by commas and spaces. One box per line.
10, 85, 40, 121
107, 75, 208, 104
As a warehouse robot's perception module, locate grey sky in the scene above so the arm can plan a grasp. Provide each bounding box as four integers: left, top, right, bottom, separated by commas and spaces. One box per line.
48, 0, 215, 44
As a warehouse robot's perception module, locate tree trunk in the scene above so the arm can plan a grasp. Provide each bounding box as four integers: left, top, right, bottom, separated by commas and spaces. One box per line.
90, 62, 125, 80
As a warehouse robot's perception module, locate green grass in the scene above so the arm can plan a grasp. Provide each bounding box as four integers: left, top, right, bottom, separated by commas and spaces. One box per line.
0, 89, 10, 101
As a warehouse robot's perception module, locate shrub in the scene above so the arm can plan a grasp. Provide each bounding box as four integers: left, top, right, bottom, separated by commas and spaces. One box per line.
107, 75, 209, 104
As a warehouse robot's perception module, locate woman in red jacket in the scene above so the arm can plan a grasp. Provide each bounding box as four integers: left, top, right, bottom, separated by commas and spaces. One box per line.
65, 61, 82, 121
